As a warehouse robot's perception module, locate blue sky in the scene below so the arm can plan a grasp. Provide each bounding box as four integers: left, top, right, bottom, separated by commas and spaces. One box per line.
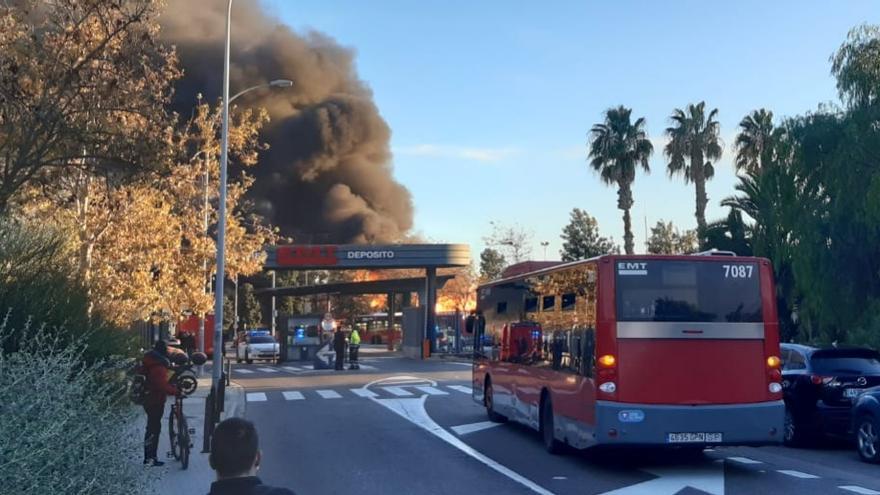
264, 0, 877, 260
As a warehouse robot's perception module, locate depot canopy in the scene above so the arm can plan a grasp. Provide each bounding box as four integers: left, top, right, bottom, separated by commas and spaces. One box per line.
263, 244, 470, 270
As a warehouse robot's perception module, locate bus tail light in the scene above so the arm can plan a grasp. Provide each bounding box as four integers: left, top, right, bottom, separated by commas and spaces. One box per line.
768, 383, 782, 393
599, 382, 617, 394
768, 369, 782, 382
598, 354, 616, 368
766, 356, 781, 368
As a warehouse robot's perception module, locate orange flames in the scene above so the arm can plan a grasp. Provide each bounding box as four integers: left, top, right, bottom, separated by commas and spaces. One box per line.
435, 295, 476, 313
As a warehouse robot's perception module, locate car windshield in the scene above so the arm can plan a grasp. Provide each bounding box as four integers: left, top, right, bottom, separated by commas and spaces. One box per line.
811, 350, 880, 375
248, 336, 275, 344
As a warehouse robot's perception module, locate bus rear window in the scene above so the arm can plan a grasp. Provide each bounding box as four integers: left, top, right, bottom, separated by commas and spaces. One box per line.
615, 260, 762, 322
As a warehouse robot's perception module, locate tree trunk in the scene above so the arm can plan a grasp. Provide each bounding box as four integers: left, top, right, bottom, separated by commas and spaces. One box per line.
691, 150, 708, 245
75, 171, 95, 320
618, 182, 635, 255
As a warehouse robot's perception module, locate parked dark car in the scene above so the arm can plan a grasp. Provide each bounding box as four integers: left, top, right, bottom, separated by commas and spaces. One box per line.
780, 343, 880, 445
852, 387, 880, 463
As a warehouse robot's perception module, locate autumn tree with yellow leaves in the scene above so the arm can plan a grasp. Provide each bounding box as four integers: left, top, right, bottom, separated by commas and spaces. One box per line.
22, 100, 275, 325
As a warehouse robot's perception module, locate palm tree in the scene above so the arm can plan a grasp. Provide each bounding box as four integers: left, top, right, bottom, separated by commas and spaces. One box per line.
704, 208, 753, 256
735, 109, 777, 173
664, 101, 722, 242
588, 106, 653, 254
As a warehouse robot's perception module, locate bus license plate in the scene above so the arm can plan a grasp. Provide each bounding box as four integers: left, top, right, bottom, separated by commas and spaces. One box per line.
844, 388, 860, 399
667, 432, 722, 443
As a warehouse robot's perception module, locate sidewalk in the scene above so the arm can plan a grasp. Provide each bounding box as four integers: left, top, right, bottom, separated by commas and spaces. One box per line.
138, 376, 245, 494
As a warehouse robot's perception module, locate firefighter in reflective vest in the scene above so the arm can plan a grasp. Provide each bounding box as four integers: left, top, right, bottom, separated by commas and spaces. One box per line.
348, 328, 361, 370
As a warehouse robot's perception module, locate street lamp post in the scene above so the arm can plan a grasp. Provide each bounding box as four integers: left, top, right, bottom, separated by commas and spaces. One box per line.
541, 241, 549, 261
211, 0, 292, 410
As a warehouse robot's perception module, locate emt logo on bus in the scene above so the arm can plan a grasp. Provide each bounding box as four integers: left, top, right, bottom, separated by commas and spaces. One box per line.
617, 262, 648, 276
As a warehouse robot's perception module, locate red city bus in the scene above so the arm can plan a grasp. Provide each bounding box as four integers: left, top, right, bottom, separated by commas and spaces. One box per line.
469, 253, 785, 452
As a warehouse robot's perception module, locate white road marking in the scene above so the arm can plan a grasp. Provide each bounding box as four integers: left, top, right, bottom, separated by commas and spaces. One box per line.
552, 477, 567, 480
601, 460, 724, 495
415, 386, 449, 396
317, 389, 342, 399
840, 486, 880, 495
257, 367, 278, 373
451, 421, 503, 436
382, 386, 414, 397
446, 362, 473, 367
371, 395, 555, 495
282, 366, 301, 372
448, 385, 472, 394
727, 456, 763, 465
235, 369, 254, 374
357, 364, 377, 370
282, 391, 304, 401
246, 392, 267, 402
776, 470, 819, 479
351, 388, 379, 398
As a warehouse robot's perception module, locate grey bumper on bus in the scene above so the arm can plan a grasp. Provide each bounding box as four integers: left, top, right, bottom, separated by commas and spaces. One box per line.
595, 400, 785, 446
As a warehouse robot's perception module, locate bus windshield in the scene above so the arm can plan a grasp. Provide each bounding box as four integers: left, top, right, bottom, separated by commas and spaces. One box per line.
615, 260, 762, 322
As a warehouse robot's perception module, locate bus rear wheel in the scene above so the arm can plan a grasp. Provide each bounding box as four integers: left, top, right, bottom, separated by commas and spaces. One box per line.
540, 395, 564, 455
484, 378, 507, 423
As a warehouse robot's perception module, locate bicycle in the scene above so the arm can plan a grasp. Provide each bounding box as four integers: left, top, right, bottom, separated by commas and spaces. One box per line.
167, 391, 193, 469
166, 352, 206, 470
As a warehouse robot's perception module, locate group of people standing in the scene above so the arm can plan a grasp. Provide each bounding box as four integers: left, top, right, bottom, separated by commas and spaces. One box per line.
332, 326, 361, 370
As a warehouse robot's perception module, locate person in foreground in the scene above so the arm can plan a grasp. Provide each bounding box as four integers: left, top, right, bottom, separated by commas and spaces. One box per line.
208, 418, 297, 495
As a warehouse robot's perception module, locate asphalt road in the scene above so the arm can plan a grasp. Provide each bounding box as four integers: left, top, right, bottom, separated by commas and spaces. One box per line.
229, 351, 880, 495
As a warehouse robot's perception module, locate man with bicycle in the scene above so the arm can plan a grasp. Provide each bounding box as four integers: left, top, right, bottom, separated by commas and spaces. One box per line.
142, 340, 179, 467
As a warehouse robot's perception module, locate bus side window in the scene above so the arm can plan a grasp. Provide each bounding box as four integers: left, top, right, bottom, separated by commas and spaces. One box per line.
469, 315, 486, 358
582, 328, 596, 377
569, 329, 582, 374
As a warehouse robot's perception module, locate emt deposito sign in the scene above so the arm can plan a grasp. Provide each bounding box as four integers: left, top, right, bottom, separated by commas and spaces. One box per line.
267, 244, 470, 270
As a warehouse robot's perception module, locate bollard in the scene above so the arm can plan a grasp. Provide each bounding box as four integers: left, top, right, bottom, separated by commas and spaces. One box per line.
202, 389, 214, 453
217, 375, 226, 415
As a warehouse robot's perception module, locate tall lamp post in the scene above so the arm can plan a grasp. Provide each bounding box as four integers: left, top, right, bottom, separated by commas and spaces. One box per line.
211, 0, 292, 406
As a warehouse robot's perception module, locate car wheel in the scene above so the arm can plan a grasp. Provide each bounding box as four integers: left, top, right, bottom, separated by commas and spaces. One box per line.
484, 378, 507, 423
857, 415, 880, 463
540, 395, 564, 455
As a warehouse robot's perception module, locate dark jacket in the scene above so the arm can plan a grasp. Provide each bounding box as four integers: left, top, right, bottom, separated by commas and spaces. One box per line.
333, 330, 346, 352
142, 350, 178, 406
208, 476, 296, 495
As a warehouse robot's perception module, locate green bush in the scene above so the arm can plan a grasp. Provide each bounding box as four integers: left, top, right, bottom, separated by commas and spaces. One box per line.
0, 317, 152, 494
0, 218, 136, 362
846, 300, 880, 350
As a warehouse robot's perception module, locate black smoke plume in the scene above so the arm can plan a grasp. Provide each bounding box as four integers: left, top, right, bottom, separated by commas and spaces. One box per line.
160, 0, 413, 243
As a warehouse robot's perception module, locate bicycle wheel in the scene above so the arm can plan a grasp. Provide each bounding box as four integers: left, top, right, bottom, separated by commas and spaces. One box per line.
179, 414, 190, 470
177, 373, 197, 396
168, 405, 179, 460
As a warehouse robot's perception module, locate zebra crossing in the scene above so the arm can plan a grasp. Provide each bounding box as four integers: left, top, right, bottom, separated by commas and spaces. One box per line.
246, 384, 473, 403
231, 362, 379, 375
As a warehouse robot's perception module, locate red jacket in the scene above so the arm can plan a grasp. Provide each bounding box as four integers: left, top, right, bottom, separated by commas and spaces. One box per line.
142, 350, 178, 406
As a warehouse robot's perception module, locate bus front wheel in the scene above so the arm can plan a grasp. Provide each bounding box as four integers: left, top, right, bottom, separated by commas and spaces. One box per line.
540, 394, 564, 455
484, 378, 507, 423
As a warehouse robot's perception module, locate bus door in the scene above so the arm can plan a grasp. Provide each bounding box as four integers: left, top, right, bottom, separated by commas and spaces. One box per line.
509, 322, 543, 423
